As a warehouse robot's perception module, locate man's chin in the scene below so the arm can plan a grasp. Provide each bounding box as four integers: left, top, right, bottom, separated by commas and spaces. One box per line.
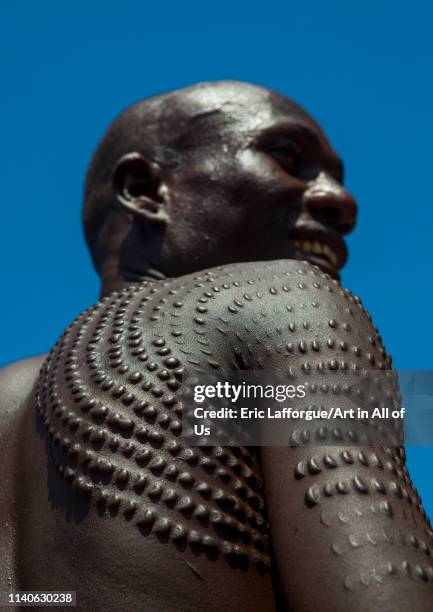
292, 252, 341, 281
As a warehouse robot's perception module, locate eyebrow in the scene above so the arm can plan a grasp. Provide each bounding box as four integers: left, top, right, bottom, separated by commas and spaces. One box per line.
256, 120, 345, 182
255, 120, 322, 144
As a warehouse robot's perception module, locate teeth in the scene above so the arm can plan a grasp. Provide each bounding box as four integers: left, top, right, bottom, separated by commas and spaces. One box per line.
294, 239, 338, 267
323, 245, 338, 267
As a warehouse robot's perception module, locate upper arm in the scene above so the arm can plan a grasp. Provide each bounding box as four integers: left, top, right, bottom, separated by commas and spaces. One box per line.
246, 269, 433, 611
174, 259, 432, 609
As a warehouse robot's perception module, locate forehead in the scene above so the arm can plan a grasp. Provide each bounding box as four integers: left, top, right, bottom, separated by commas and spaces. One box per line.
170, 84, 333, 151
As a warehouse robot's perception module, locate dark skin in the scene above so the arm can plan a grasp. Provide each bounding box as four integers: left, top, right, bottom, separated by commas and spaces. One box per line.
89, 81, 356, 295
2, 82, 431, 611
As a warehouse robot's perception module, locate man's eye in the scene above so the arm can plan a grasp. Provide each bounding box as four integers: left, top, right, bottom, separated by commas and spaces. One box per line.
267, 143, 301, 175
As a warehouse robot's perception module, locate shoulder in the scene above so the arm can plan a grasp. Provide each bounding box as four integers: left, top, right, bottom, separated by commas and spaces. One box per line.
0, 354, 47, 429
185, 258, 376, 327
154, 258, 385, 348
157, 258, 391, 370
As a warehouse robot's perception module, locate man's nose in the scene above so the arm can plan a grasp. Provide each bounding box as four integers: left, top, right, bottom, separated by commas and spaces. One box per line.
302, 171, 357, 235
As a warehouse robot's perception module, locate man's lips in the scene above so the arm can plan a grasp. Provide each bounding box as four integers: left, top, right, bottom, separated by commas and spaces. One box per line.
289, 225, 347, 274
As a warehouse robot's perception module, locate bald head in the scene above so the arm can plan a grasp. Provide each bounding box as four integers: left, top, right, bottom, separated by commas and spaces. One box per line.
83, 80, 356, 295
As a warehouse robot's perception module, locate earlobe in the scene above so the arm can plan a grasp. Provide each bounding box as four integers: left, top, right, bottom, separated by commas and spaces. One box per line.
112, 152, 169, 224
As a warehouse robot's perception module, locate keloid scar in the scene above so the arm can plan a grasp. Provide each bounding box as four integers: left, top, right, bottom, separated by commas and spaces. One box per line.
35, 259, 433, 589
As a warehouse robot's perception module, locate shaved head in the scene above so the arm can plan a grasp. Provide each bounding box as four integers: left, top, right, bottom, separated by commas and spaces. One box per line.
83, 81, 316, 256
82, 80, 356, 295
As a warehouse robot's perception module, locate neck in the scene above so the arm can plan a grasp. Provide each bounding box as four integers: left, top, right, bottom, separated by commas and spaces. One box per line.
96, 214, 168, 298
100, 259, 166, 298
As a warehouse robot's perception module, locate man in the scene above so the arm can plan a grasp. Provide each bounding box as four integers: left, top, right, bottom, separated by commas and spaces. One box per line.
0, 81, 431, 611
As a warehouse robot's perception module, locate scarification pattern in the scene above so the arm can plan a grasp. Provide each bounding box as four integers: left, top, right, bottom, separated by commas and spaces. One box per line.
35, 276, 269, 571
34, 259, 433, 592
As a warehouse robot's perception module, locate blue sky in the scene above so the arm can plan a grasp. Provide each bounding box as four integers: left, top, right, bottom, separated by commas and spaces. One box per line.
2, 1, 433, 513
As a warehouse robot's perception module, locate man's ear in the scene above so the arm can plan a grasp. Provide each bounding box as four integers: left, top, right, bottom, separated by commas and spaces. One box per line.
112, 152, 169, 224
